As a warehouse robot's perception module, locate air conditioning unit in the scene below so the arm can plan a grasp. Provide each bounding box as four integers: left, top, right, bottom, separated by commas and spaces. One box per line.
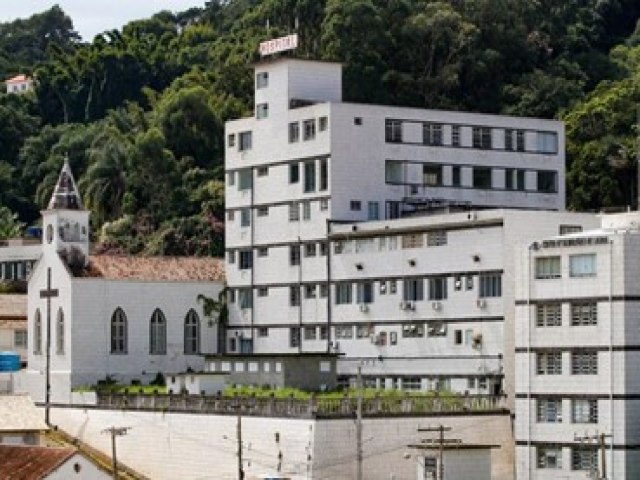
359, 304, 369, 313
477, 299, 487, 308
431, 301, 442, 311
400, 301, 415, 311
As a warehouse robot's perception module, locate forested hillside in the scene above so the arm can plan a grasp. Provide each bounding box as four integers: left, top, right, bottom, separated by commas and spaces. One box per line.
1, 0, 640, 254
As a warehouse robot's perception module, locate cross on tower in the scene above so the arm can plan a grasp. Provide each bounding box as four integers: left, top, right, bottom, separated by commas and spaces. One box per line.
39, 267, 58, 426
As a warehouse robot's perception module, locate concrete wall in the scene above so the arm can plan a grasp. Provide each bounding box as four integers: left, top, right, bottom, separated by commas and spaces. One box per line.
49, 407, 514, 480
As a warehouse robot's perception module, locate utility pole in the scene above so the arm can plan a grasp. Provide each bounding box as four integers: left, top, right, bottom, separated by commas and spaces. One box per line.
574, 432, 612, 479
355, 364, 363, 480
236, 404, 244, 480
415, 425, 459, 480
102, 426, 130, 479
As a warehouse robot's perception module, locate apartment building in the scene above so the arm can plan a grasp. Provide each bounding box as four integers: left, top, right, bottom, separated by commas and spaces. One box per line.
224, 57, 593, 394
514, 212, 640, 479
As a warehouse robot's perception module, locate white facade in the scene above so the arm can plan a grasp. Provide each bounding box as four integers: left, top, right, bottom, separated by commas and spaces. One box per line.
514, 212, 640, 479
18, 162, 224, 402
5, 75, 34, 94
224, 58, 594, 395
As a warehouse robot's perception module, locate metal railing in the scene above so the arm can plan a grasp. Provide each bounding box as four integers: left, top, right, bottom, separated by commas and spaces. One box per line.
95, 392, 507, 419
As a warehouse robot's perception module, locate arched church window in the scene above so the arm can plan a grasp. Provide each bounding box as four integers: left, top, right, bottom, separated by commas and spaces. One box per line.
184, 309, 200, 355
149, 309, 167, 355
34, 309, 42, 355
56, 308, 65, 354
110, 308, 128, 354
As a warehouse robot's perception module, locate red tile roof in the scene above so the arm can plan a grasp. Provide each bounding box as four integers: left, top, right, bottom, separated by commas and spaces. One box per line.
0, 445, 75, 479
5, 75, 30, 84
77, 255, 225, 282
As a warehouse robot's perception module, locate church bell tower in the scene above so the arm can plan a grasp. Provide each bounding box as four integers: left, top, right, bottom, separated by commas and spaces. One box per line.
41, 160, 90, 268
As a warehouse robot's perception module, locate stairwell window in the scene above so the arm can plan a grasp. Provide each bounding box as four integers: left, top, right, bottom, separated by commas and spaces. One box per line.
319, 159, 328, 191
256, 72, 268, 89
289, 287, 300, 307
304, 160, 316, 192
289, 202, 300, 222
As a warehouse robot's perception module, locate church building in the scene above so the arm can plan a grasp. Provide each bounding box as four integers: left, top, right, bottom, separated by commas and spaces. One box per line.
19, 162, 224, 402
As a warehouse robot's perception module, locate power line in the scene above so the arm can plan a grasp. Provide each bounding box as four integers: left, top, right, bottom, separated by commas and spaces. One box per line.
574, 432, 611, 480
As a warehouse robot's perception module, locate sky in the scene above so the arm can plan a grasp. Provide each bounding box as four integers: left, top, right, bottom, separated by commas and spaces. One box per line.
2, 1, 206, 40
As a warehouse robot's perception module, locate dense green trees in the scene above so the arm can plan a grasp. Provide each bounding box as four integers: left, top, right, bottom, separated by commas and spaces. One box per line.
1, 1, 640, 254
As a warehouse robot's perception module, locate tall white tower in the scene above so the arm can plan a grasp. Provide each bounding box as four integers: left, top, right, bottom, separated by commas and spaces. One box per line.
41, 160, 90, 268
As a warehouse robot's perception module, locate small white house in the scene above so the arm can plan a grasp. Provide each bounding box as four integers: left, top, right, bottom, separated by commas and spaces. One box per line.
167, 371, 227, 395
5, 74, 34, 94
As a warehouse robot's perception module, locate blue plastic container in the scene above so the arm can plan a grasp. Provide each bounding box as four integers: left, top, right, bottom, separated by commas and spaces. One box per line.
0, 352, 21, 372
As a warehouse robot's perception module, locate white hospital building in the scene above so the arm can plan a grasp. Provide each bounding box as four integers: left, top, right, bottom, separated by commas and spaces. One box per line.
224, 57, 598, 397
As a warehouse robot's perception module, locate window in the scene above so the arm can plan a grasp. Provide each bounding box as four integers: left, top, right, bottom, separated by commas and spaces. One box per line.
320, 199, 329, 211
227, 210, 234, 221
571, 351, 598, 375
304, 160, 316, 192
320, 326, 328, 340
402, 233, 423, 249
536, 304, 562, 327
454, 276, 462, 291
239, 131, 252, 151
238, 169, 252, 190
319, 242, 328, 256
256, 103, 269, 119
303, 119, 316, 141
304, 243, 317, 257
426, 230, 447, 246
304, 326, 317, 340
239, 289, 252, 309
560, 225, 582, 235
537, 446, 562, 469
227, 250, 236, 264
451, 125, 461, 146
149, 309, 167, 355
256, 166, 268, 177
385, 119, 402, 143
289, 163, 299, 183
258, 327, 269, 337
302, 201, 311, 220
505, 169, 525, 191
304, 284, 317, 299
256, 71, 268, 89
289, 286, 301, 307
289, 202, 300, 221
402, 323, 424, 338
385, 161, 403, 183
504, 129, 514, 151
368, 201, 380, 221
110, 308, 127, 354
319, 116, 329, 131
257, 206, 269, 217
569, 254, 596, 277
423, 164, 442, 186
454, 329, 463, 345
472, 127, 492, 149
34, 309, 42, 354
466, 275, 474, 290
473, 167, 492, 189
403, 279, 424, 301
319, 284, 329, 298
289, 245, 301, 266
14, 329, 27, 349
536, 351, 562, 375
335, 282, 353, 305
423, 123, 443, 146
572, 399, 598, 423
536, 398, 562, 423
356, 325, 370, 338
56, 308, 65, 355
571, 302, 597, 326
239, 250, 253, 270
537, 132, 558, 154
535, 256, 561, 279
537, 170, 557, 193
290, 327, 301, 348
452, 166, 461, 186
356, 282, 374, 304
353, 117, 362, 126
289, 122, 300, 143
571, 447, 597, 471
516, 130, 525, 151
257, 287, 268, 297
240, 208, 251, 227
428, 277, 448, 300
184, 309, 200, 355
227, 134, 235, 148
335, 325, 353, 339
479, 274, 502, 298
319, 158, 328, 191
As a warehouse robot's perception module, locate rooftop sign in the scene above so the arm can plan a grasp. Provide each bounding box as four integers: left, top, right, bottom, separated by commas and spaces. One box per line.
259, 34, 298, 56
